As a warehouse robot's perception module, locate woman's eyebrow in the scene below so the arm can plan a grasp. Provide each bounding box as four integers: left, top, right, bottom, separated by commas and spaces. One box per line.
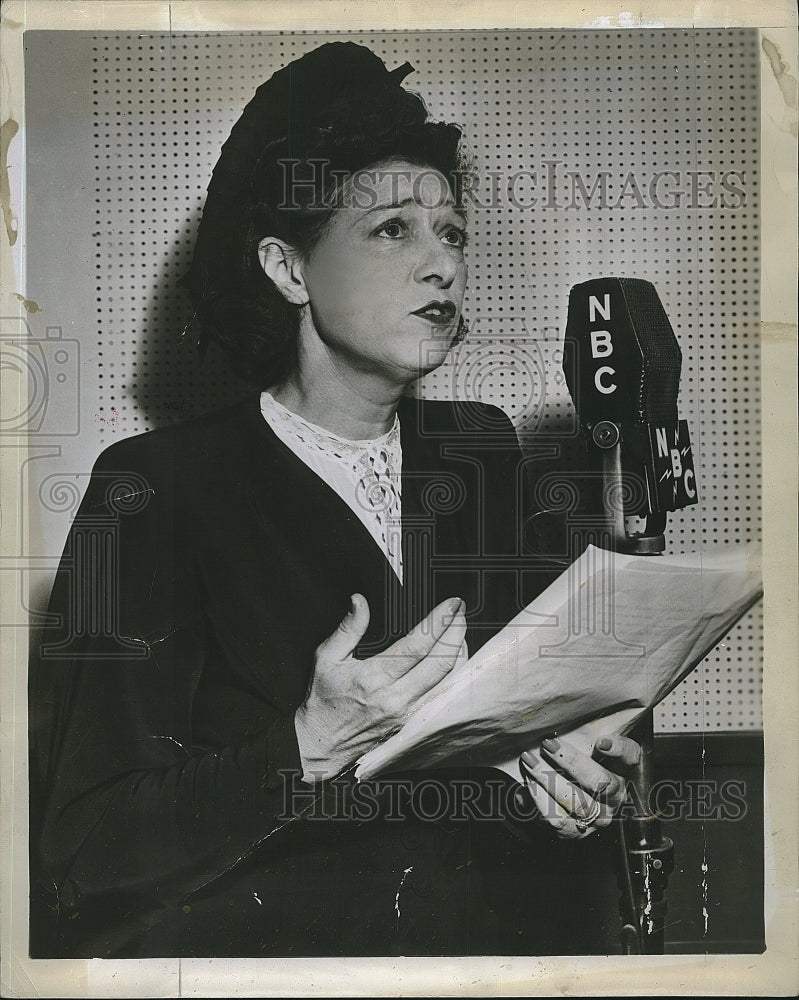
358, 197, 468, 222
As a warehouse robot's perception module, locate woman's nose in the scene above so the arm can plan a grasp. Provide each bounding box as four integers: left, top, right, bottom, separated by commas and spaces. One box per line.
413, 234, 461, 289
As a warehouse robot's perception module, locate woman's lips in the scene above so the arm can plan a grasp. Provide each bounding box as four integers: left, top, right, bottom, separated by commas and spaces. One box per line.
411, 300, 457, 326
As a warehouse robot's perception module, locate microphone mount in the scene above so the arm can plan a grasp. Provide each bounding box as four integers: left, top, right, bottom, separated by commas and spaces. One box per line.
590, 418, 666, 555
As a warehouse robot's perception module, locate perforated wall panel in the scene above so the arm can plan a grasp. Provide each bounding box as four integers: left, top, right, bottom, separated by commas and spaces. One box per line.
26, 29, 761, 731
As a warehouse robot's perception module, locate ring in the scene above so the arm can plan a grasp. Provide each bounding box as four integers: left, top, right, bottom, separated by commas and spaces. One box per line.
573, 798, 602, 833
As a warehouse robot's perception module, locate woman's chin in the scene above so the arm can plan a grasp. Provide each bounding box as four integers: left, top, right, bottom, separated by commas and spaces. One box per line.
406, 352, 452, 381
406, 335, 457, 375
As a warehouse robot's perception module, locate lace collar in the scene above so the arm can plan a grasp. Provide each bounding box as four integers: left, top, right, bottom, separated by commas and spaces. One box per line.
260, 391, 401, 473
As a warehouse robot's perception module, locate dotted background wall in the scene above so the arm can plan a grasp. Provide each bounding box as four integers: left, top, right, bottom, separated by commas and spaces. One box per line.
25, 29, 761, 731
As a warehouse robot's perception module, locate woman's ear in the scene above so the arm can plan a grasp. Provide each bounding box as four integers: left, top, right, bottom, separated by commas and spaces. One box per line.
257, 238, 309, 306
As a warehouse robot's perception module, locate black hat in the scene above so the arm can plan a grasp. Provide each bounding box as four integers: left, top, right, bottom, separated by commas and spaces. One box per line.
202, 43, 417, 217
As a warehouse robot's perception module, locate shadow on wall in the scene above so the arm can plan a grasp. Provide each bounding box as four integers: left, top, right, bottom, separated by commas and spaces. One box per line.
127, 207, 251, 430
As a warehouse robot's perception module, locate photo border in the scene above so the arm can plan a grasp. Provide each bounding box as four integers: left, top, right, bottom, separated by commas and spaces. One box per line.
1, 1, 796, 996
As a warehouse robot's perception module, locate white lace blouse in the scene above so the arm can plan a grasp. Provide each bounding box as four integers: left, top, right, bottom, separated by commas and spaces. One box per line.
259, 391, 403, 583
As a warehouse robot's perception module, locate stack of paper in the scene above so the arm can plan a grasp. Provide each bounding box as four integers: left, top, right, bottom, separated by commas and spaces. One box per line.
355, 544, 762, 781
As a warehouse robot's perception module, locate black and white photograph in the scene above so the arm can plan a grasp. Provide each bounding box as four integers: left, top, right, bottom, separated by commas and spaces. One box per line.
0, 1, 796, 996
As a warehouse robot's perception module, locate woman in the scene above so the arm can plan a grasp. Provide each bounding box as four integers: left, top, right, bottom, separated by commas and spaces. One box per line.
30, 41, 637, 958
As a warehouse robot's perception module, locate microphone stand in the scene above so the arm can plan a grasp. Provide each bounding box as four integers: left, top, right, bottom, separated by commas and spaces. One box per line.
592, 420, 675, 955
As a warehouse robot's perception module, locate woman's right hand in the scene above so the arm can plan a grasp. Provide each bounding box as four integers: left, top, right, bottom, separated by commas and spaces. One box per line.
294, 594, 466, 783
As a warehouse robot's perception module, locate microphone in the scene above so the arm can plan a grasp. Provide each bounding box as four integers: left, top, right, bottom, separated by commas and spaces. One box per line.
561, 276, 697, 953
562, 277, 698, 554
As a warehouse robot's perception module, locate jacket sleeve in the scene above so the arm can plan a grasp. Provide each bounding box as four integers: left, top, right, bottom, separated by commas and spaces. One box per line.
31, 435, 304, 917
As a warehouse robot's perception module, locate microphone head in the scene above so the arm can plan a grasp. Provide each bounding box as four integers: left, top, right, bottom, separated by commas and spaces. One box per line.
563, 277, 681, 427
562, 277, 697, 517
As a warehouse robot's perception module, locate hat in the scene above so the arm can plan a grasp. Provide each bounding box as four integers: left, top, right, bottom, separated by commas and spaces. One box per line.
207, 43, 417, 205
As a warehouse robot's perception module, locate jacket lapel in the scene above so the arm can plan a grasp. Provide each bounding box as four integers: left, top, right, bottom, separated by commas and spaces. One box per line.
240, 395, 407, 658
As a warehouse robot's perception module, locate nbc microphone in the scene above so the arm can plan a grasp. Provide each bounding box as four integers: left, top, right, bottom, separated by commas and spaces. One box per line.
561, 276, 698, 954
562, 277, 698, 554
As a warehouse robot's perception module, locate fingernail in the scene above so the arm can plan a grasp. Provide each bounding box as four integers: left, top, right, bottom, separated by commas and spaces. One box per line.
541, 737, 560, 754
597, 737, 612, 751
520, 750, 536, 768
349, 595, 357, 614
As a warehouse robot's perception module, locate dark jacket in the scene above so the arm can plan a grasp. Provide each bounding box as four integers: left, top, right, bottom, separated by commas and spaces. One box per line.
29, 393, 569, 958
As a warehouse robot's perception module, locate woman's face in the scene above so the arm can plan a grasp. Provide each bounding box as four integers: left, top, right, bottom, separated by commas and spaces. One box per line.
296, 159, 468, 384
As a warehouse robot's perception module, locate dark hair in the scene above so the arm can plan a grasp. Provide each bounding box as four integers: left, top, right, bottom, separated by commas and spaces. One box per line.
181, 43, 470, 387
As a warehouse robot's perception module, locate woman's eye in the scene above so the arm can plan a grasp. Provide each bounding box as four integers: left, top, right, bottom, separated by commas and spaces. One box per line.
375, 219, 406, 239
442, 227, 469, 248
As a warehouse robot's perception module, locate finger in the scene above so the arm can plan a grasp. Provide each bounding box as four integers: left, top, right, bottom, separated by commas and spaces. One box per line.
314, 593, 371, 664
523, 772, 613, 835
410, 633, 468, 713
520, 753, 601, 822
594, 735, 642, 768
381, 597, 464, 677
404, 608, 467, 693
593, 801, 616, 829
538, 737, 627, 807
522, 774, 594, 841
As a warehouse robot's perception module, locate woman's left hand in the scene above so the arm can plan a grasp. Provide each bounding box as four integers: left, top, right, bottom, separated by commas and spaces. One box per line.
519, 734, 640, 840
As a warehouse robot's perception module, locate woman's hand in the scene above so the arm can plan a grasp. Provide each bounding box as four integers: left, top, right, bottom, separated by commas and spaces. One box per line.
295, 593, 467, 783
519, 734, 640, 839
